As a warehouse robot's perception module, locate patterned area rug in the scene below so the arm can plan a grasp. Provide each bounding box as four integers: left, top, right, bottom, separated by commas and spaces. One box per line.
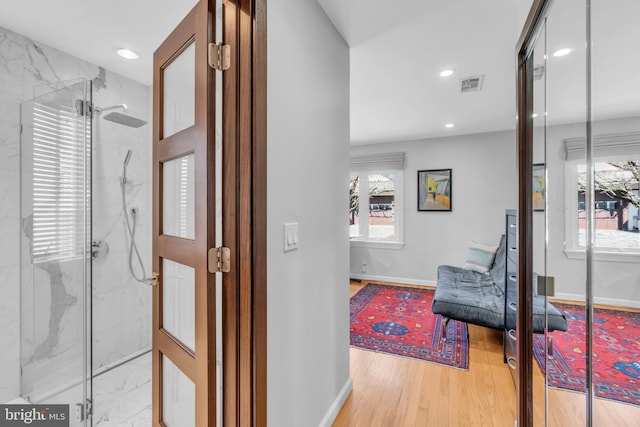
350, 283, 469, 369
533, 303, 640, 406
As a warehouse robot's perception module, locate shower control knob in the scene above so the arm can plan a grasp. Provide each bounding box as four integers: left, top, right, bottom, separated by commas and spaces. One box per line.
92, 240, 109, 261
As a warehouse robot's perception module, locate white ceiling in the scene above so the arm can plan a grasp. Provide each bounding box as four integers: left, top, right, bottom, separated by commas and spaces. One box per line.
318, 0, 525, 144
1, 0, 639, 145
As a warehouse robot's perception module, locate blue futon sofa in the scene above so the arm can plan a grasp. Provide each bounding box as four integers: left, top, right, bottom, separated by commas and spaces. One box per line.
431, 235, 568, 335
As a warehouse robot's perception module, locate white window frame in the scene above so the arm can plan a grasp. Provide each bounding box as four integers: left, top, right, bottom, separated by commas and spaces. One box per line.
350, 153, 405, 250
564, 133, 640, 262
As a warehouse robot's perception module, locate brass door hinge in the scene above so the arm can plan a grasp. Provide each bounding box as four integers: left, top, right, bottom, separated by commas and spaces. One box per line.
209, 247, 231, 273
208, 43, 230, 71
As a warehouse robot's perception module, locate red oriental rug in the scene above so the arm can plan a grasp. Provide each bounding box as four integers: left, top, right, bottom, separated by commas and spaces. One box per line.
350, 283, 468, 369
533, 303, 640, 406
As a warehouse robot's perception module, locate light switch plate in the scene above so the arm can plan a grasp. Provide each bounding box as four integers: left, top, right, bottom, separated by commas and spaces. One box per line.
284, 222, 299, 252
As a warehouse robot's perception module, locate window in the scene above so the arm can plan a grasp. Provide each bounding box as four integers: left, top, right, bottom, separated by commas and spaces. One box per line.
350, 153, 404, 249
564, 134, 640, 258
31, 101, 90, 263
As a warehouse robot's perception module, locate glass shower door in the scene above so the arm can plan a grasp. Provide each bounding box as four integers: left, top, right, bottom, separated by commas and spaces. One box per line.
20, 78, 92, 427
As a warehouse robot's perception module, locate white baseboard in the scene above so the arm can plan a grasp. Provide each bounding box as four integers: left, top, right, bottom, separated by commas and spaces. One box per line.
350, 273, 436, 288
554, 293, 640, 309
318, 377, 353, 427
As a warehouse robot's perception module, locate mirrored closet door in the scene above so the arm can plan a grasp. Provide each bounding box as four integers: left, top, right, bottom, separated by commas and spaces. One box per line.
517, 1, 640, 426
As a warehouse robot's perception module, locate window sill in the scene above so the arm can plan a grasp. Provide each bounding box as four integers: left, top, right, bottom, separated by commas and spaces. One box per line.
350, 239, 405, 250
564, 249, 640, 263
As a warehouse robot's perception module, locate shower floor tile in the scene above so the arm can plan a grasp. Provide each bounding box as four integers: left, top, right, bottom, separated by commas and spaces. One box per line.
92, 352, 151, 427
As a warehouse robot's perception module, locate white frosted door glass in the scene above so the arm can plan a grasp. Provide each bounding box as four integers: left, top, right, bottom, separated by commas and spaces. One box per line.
162, 355, 195, 427
163, 154, 195, 239
162, 259, 195, 351
163, 43, 195, 138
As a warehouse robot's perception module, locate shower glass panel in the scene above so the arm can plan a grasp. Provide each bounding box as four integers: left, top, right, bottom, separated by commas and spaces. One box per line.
20, 78, 92, 427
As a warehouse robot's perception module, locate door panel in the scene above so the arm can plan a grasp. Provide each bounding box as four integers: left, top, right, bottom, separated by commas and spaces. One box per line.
152, 1, 218, 425
162, 153, 195, 240
162, 43, 196, 139
162, 355, 196, 426
162, 259, 196, 352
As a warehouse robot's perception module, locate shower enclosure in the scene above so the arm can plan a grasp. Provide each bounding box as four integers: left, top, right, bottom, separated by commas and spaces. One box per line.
19, 77, 152, 426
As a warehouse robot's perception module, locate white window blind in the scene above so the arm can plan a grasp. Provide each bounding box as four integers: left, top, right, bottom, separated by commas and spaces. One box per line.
350, 152, 405, 172
32, 101, 89, 263
565, 132, 640, 161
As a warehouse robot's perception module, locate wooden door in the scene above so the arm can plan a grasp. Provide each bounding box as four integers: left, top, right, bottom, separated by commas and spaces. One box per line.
151, 0, 267, 425
151, 1, 221, 425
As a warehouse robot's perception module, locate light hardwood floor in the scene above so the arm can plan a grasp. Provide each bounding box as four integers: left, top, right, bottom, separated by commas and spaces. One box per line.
333, 281, 639, 427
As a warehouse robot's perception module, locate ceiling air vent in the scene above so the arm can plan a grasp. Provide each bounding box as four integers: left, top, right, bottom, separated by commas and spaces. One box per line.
533, 64, 545, 80
459, 75, 484, 93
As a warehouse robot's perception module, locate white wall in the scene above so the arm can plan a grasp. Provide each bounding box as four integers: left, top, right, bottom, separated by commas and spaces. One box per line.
267, 1, 351, 426
349, 119, 640, 308
350, 130, 517, 285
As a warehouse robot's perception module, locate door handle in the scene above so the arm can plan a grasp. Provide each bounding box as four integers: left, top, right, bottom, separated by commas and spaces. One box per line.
151, 272, 159, 286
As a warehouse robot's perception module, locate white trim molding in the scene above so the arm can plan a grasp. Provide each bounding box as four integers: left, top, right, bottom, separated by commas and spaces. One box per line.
318, 377, 353, 427
554, 293, 640, 309
564, 249, 640, 263
350, 240, 405, 250
350, 274, 436, 288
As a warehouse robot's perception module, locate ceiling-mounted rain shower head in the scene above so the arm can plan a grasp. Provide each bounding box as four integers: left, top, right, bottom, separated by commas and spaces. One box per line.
94, 103, 147, 128
103, 112, 147, 128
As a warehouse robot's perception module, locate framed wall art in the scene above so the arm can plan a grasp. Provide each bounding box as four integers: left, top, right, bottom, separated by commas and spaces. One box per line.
418, 169, 452, 212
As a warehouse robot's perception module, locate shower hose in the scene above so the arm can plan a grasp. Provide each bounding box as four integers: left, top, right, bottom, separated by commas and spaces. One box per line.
121, 178, 153, 286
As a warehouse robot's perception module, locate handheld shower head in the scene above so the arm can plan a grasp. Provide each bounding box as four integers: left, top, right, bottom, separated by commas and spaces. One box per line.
124, 149, 133, 166
122, 150, 133, 184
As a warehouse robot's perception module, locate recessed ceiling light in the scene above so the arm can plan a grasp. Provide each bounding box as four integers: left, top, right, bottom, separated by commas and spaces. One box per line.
445, 123, 455, 128
116, 48, 140, 60
552, 48, 572, 57
532, 113, 539, 118
440, 69, 455, 77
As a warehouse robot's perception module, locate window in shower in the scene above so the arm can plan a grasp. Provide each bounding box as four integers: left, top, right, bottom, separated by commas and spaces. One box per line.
31, 99, 90, 262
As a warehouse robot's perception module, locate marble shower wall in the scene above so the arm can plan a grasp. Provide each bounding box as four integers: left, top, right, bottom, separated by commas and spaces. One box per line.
0, 25, 152, 402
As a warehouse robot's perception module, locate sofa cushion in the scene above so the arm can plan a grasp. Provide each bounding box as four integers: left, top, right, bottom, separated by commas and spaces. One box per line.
433, 265, 505, 330
490, 235, 507, 293
465, 240, 500, 274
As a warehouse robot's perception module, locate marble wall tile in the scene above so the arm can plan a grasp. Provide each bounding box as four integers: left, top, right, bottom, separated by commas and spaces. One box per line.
0, 24, 151, 403
0, 266, 20, 402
